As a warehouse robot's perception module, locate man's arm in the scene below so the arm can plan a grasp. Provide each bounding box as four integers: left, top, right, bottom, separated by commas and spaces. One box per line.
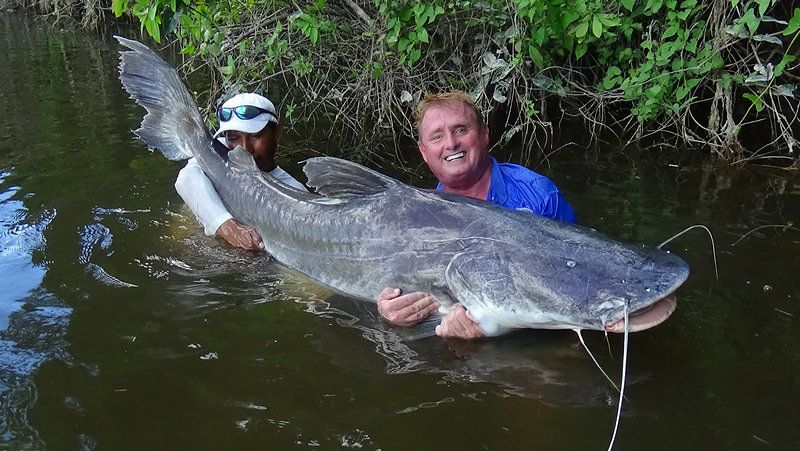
175, 158, 263, 251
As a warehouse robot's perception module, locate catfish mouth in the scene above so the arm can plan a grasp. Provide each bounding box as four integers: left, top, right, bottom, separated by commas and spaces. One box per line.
604, 293, 677, 333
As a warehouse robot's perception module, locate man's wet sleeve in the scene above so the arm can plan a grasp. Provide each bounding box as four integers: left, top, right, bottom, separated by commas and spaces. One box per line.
174, 158, 234, 235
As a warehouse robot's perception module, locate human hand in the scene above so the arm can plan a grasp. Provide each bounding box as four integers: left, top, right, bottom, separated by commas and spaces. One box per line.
377, 288, 440, 327
215, 218, 264, 252
435, 304, 485, 340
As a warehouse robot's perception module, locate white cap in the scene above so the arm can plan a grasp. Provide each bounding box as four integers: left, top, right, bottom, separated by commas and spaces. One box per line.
213, 93, 279, 138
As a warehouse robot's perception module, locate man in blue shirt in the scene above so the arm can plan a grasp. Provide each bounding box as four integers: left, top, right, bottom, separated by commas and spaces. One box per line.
377, 90, 575, 339
438, 157, 575, 222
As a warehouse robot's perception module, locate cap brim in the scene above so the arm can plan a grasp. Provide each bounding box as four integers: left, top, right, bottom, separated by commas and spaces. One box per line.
213, 114, 271, 138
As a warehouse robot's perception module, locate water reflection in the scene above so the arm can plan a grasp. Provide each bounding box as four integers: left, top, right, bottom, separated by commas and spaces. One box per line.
134, 219, 621, 410
0, 170, 70, 448
304, 294, 624, 408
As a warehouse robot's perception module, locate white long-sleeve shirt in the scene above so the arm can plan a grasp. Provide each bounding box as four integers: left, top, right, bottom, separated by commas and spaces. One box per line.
175, 157, 307, 235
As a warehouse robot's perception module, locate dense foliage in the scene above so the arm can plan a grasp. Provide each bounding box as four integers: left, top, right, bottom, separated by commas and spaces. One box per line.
3, 0, 799, 165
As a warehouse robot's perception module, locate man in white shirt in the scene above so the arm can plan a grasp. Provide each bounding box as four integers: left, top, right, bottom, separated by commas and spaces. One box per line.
175, 93, 306, 251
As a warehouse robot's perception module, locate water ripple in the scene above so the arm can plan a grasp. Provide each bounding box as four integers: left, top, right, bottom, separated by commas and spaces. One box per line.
0, 289, 72, 448
77, 222, 137, 288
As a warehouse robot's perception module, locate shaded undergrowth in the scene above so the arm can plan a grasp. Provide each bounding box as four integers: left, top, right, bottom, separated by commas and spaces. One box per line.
2, 0, 799, 167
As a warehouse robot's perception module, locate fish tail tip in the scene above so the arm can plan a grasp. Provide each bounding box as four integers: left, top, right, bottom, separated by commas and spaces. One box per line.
115, 37, 205, 161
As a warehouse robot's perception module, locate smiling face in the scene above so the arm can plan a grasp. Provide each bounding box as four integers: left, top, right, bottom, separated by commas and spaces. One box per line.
224, 123, 282, 172
417, 100, 491, 192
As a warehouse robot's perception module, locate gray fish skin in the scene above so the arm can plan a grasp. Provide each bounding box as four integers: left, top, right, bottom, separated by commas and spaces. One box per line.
116, 37, 689, 336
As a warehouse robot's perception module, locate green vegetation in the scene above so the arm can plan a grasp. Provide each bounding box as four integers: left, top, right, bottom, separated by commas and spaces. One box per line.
2, 0, 799, 165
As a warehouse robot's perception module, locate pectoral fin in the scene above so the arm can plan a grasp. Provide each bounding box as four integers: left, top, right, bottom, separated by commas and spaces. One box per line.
444, 250, 517, 337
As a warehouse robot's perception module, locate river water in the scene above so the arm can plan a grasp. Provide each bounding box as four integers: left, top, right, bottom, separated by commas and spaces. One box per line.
1, 14, 798, 450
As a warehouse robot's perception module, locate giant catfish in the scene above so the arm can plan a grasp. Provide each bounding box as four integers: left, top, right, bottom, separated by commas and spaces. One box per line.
115, 36, 688, 337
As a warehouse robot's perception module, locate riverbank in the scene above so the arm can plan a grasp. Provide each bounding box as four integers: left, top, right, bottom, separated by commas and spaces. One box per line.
2, 0, 798, 167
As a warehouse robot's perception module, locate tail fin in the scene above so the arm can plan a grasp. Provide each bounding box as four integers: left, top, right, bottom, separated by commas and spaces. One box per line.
115, 36, 210, 161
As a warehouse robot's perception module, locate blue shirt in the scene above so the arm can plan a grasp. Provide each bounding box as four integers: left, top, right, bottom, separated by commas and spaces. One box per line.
437, 157, 576, 223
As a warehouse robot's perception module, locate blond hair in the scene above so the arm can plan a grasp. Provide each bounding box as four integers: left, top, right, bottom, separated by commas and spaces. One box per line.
413, 91, 484, 130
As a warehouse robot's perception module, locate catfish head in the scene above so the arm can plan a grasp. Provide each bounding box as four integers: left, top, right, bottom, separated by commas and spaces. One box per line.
443, 238, 689, 336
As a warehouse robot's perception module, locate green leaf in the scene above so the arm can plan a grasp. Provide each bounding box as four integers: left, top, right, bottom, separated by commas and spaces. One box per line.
417, 27, 429, 43
622, 0, 636, 11
743, 92, 764, 112
574, 21, 589, 38
741, 9, 760, 36
143, 18, 161, 43
647, 84, 662, 96
598, 14, 620, 28
592, 15, 603, 38
111, 0, 126, 17
648, 0, 663, 13
561, 11, 579, 29
784, 8, 800, 36
675, 78, 701, 100
152, 21, 161, 43
686, 36, 698, 52
575, 43, 587, 59
414, 8, 426, 27
409, 48, 421, 65
424, 3, 434, 21
206, 43, 220, 56
528, 45, 544, 66
774, 54, 796, 77
663, 23, 678, 38
534, 27, 546, 46
755, 0, 770, 17
398, 37, 410, 52
600, 66, 622, 90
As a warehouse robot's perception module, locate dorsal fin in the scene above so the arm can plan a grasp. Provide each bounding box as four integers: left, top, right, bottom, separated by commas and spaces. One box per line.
227, 145, 258, 171
302, 157, 402, 198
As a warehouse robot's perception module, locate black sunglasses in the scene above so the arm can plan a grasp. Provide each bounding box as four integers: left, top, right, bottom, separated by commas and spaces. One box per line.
217, 105, 277, 123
